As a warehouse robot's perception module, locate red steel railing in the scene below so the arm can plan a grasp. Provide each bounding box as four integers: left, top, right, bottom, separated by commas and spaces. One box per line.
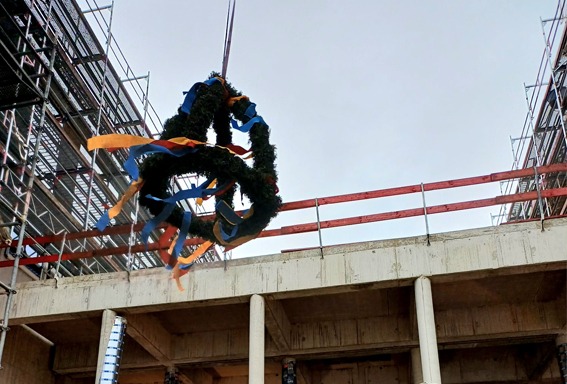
1, 162, 566, 267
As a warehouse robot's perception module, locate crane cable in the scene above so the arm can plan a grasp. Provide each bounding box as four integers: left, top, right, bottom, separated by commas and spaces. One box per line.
221, 0, 236, 78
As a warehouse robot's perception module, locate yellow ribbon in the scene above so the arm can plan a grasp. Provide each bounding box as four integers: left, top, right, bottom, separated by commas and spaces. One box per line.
107, 178, 144, 220
171, 240, 214, 291
196, 179, 217, 206
227, 95, 249, 107
172, 263, 186, 292
177, 240, 214, 265
88, 134, 249, 157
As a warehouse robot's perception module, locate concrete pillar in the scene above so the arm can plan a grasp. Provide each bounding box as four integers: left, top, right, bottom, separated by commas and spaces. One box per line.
414, 276, 441, 384
95, 309, 116, 383
249, 294, 265, 384
411, 348, 424, 384
556, 332, 567, 384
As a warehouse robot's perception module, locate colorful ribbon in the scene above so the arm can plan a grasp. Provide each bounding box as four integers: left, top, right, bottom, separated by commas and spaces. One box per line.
180, 78, 221, 114
230, 116, 267, 133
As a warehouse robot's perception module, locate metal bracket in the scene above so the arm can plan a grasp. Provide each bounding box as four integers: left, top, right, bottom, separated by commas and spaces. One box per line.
0, 281, 16, 295
315, 198, 324, 258
421, 183, 431, 246
533, 166, 546, 232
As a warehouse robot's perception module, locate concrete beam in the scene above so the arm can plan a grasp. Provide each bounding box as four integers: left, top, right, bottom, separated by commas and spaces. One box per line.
440, 347, 561, 383
54, 334, 159, 374
5, 218, 567, 324
296, 362, 312, 384
264, 298, 291, 350
53, 343, 98, 374
126, 313, 172, 363
113, 369, 166, 383
52, 298, 565, 374
172, 329, 249, 363
178, 368, 214, 384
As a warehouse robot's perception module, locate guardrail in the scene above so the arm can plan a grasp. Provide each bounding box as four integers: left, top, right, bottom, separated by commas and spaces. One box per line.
1, 162, 566, 267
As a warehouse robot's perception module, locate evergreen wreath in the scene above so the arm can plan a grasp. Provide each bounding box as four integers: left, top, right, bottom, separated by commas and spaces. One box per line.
138, 73, 281, 246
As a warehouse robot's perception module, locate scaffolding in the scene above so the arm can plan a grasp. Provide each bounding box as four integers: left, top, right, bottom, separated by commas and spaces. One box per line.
498, 0, 567, 223
0, 0, 221, 366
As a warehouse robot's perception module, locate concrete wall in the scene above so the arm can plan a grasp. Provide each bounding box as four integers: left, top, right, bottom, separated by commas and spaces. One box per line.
0, 326, 55, 384
0, 262, 38, 284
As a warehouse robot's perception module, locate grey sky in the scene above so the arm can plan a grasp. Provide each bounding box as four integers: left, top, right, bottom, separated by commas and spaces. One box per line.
89, 1, 560, 257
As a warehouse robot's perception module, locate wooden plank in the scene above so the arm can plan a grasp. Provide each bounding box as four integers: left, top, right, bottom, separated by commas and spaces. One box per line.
264, 298, 291, 350
126, 313, 172, 363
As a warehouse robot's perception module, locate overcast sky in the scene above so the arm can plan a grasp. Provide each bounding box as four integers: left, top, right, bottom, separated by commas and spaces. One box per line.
84, 1, 561, 258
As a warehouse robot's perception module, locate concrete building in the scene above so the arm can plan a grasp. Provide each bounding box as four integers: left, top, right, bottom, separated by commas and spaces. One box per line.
0, 218, 565, 383
0, 0, 566, 383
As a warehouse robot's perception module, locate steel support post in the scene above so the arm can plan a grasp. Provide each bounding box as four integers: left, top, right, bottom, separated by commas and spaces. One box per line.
414, 276, 441, 384
249, 294, 265, 384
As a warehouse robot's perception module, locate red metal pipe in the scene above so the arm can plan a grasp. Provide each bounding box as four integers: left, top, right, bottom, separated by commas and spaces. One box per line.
5, 163, 567, 249
0, 237, 205, 267
267, 187, 567, 236
281, 162, 567, 211
1, 186, 565, 268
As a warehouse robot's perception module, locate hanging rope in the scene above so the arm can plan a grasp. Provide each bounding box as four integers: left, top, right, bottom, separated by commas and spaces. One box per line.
221, 0, 236, 78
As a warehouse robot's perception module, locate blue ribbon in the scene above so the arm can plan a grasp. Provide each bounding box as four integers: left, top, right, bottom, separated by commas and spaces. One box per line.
139, 177, 229, 255
95, 211, 110, 232
230, 116, 267, 133
172, 211, 192, 258
141, 201, 176, 247
244, 102, 257, 118
180, 78, 220, 114
124, 143, 197, 181
216, 200, 243, 225
218, 221, 239, 242
149, 178, 227, 205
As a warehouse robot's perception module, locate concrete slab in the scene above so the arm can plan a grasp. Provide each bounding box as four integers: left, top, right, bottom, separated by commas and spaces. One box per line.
4, 218, 567, 323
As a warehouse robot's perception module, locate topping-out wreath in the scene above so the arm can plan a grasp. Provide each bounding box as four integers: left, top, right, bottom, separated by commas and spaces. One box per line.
138, 74, 281, 247
88, 73, 281, 265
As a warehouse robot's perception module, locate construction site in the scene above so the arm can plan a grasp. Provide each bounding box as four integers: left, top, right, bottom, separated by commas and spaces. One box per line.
0, 0, 566, 383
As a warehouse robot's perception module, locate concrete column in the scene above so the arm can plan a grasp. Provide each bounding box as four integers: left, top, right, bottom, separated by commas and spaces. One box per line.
411, 348, 424, 384
414, 276, 441, 384
249, 294, 265, 384
95, 309, 116, 384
